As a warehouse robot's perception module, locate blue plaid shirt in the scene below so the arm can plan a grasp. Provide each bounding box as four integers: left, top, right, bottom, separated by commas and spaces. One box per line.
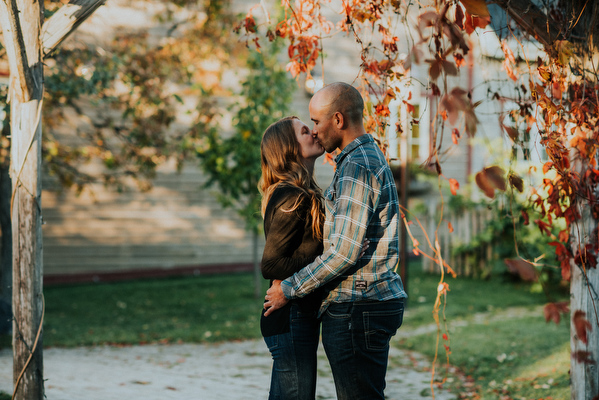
281, 134, 407, 314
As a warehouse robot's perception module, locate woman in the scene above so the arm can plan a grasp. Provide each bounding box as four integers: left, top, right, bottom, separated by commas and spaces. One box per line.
259, 116, 325, 400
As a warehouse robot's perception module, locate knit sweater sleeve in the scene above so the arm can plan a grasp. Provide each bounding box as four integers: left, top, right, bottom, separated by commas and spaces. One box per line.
261, 189, 315, 280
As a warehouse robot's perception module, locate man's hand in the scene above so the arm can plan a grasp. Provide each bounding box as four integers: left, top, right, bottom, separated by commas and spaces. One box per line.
264, 279, 289, 317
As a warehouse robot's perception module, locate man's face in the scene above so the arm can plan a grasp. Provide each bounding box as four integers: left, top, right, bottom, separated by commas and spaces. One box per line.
309, 93, 341, 153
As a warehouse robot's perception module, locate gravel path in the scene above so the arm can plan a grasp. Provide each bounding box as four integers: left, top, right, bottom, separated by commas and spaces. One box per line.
0, 339, 456, 399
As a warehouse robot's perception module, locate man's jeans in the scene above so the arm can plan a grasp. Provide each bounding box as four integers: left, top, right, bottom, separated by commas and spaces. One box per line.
321, 299, 405, 400
264, 302, 320, 400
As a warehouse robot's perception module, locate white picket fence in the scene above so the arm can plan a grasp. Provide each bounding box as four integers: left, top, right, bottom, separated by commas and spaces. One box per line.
409, 203, 495, 277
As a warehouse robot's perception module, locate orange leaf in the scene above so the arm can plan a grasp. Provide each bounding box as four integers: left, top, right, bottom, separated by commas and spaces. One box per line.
449, 178, 459, 195
504, 258, 537, 281
459, 0, 490, 17
448, 221, 454, 233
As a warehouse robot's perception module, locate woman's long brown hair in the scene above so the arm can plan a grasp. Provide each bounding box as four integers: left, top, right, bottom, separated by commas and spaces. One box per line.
259, 116, 324, 240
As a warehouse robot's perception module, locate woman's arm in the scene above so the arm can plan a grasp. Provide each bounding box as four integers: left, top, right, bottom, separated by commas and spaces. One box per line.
261, 193, 315, 280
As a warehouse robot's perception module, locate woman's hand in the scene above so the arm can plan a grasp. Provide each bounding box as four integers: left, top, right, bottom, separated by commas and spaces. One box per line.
359, 239, 370, 258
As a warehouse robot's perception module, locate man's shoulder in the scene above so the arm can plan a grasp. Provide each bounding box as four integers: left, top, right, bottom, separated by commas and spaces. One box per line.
342, 141, 388, 173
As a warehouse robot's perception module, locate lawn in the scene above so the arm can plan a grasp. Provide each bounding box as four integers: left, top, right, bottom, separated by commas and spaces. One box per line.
0, 264, 571, 399
397, 269, 570, 399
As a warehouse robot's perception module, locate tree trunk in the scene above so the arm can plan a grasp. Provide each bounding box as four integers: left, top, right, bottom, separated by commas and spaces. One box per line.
570, 206, 599, 399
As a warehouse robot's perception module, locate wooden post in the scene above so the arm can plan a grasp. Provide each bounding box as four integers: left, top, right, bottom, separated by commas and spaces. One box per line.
570, 207, 599, 399
0, 1, 106, 397
0, 1, 45, 398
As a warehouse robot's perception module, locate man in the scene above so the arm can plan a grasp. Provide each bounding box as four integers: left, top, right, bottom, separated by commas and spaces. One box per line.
264, 82, 407, 399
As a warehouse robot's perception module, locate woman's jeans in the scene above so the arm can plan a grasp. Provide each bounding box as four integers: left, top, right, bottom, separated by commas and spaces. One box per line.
263, 302, 320, 400
321, 299, 404, 400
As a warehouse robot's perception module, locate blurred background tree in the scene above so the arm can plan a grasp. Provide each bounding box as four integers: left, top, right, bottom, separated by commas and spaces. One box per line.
195, 45, 295, 298
0, 0, 254, 323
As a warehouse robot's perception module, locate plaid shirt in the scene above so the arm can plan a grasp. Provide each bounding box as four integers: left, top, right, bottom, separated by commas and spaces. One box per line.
281, 134, 407, 314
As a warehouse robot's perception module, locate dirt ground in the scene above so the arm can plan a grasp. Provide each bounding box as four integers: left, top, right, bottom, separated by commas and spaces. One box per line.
0, 339, 457, 400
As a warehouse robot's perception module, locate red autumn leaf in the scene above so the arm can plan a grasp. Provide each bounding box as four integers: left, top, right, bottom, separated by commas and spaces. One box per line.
442, 60, 458, 76
475, 166, 506, 198
508, 173, 524, 193
485, 166, 507, 191
502, 124, 519, 142
573, 311, 592, 344
428, 58, 442, 80
452, 128, 461, 144
504, 258, 537, 282
543, 301, 569, 324
475, 170, 495, 198
573, 351, 594, 364
244, 14, 257, 33
455, 4, 465, 30
521, 209, 529, 225
449, 178, 459, 195
535, 219, 553, 236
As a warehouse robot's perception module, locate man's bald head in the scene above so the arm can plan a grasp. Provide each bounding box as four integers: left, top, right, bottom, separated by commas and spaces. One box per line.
312, 82, 364, 126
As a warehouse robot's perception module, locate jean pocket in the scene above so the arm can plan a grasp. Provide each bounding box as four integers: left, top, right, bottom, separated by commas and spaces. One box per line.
363, 308, 404, 351
325, 307, 351, 320
264, 334, 280, 351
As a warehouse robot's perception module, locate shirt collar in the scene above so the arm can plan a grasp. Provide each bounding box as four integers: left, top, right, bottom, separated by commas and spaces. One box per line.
334, 134, 373, 164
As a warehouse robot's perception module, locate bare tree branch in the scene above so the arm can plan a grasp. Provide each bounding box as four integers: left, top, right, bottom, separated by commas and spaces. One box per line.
41, 0, 106, 59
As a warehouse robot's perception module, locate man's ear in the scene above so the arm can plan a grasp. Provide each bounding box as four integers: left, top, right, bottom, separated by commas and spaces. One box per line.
333, 112, 345, 129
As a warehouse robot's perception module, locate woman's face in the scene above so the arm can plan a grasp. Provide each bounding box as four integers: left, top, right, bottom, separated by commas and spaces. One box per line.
293, 119, 324, 161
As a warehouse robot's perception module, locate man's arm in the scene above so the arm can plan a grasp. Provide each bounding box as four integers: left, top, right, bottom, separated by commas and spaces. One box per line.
281, 162, 381, 299
263, 280, 288, 317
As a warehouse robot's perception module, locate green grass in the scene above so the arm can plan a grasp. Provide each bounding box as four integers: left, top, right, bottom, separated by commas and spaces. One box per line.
399, 269, 570, 399
0, 266, 571, 399
1, 272, 267, 349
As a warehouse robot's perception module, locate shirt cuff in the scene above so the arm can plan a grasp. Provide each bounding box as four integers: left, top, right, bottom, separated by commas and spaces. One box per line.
281, 278, 294, 299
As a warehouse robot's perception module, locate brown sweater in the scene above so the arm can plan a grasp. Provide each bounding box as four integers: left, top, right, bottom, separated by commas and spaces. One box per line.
260, 184, 324, 337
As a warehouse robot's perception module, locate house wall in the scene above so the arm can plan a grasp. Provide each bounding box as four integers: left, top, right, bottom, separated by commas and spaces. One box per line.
32, 0, 524, 279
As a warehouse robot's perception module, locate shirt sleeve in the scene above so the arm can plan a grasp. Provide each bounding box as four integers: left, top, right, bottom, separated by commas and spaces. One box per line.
261, 194, 315, 280
281, 161, 381, 298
